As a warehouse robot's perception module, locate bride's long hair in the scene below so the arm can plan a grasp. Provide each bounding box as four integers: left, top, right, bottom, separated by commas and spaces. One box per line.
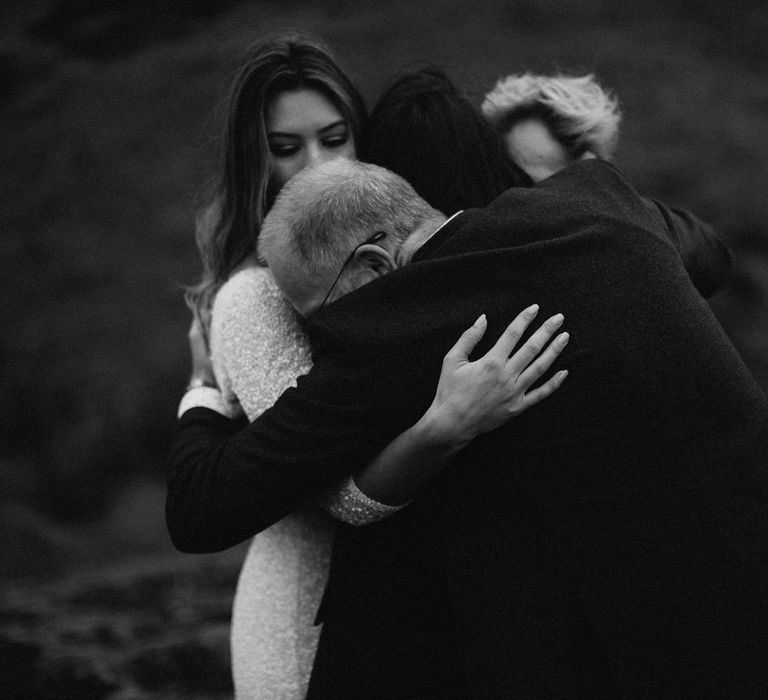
186, 32, 366, 340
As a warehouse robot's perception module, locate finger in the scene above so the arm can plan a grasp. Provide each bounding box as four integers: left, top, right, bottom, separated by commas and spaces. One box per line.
505, 313, 564, 374
515, 331, 570, 388
521, 369, 569, 407
486, 304, 540, 360
188, 319, 203, 344
442, 314, 488, 367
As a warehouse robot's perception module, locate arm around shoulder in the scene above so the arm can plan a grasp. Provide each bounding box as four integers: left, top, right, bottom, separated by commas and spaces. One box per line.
166, 342, 383, 551
646, 199, 731, 298
166, 406, 249, 552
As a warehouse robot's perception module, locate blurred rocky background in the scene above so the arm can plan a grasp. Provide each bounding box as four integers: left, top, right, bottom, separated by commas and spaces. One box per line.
1, 0, 767, 696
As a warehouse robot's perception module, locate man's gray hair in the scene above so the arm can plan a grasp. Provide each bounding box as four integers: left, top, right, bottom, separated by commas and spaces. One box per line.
259, 159, 440, 281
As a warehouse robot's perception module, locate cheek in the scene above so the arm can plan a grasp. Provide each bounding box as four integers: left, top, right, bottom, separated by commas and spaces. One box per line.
340, 139, 356, 160
503, 128, 574, 182
269, 158, 300, 192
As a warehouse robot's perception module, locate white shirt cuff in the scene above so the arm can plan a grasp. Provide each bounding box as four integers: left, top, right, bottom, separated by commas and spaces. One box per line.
177, 386, 240, 419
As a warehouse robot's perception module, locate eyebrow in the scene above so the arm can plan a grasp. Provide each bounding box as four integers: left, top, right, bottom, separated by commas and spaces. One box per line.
267, 119, 348, 139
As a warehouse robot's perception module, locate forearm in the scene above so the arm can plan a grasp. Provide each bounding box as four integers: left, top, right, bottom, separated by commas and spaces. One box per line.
318, 406, 465, 523
167, 350, 382, 550
352, 409, 470, 506
351, 307, 568, 508
646, 199, 731, 298
166, 407, 351, 552
318, 475, 405, 525
166, 408, 262, 553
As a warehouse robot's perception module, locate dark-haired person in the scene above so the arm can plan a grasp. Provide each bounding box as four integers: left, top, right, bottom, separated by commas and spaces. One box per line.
368, 67, 728, 297
363, 66, 533, 213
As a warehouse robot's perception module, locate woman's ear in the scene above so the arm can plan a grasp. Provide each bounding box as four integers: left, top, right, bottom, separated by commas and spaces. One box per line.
352, 243, 398, 279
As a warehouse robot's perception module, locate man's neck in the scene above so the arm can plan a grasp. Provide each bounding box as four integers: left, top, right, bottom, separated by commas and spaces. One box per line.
396, 211, 462, 266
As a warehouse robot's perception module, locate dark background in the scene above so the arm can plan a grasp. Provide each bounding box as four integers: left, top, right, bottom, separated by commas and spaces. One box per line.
2, 0, 767, 696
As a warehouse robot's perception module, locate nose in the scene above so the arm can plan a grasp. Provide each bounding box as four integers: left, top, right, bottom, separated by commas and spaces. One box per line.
305, 141, 335, 169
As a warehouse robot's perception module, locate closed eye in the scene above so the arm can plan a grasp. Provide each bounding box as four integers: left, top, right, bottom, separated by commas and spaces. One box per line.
319, 120, 349, 148
322, 133, 349, 148
269, 142, 300, 157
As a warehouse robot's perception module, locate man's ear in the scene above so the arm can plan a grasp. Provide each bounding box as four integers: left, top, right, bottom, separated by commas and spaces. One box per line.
352, 244, 398, 279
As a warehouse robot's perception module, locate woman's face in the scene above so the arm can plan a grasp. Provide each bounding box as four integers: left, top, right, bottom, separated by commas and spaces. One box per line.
503, 117, 573, 183
266, 88, 356, 191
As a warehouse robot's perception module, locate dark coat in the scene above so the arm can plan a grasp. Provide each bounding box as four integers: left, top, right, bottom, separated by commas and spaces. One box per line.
167, 161, 768, 698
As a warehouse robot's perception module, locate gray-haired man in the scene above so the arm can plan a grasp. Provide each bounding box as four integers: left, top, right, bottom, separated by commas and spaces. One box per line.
169, 158, 768, 698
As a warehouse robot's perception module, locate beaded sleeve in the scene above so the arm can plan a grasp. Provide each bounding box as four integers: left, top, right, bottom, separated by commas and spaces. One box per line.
209, 263, 404, 525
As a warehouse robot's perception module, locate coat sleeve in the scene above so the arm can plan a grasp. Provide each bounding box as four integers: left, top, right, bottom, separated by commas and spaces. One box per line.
165, 339, 386, 553
210, 267, 406, 528
643, 198, 731, 298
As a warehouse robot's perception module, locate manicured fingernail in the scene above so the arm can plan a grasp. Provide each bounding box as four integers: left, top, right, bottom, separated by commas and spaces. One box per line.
558, 332, 570, 345
551, 313, 564, 326
474, 313, 487, 327
527, 304, 539, 316
558, 370, 569, 380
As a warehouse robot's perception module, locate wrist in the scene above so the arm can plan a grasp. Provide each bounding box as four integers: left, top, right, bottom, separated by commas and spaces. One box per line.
414, 404, 473, 456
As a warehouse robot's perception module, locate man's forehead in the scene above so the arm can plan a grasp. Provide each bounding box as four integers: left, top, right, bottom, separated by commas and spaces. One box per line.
274, 261, 327, 318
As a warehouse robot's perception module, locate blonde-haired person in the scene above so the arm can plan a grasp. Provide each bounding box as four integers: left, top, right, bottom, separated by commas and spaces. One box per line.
482, 72, 620, 181
178, 34, 568, 699
482, 71, 730, 297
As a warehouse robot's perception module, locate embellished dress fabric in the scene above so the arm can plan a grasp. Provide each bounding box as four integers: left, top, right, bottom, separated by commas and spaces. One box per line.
210, 263, 401, 699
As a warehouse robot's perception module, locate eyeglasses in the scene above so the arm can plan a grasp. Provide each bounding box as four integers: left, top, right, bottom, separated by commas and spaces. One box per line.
310, 231, 387, 317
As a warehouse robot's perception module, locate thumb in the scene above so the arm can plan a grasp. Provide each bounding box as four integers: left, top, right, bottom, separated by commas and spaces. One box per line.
443, 314, 487, 366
